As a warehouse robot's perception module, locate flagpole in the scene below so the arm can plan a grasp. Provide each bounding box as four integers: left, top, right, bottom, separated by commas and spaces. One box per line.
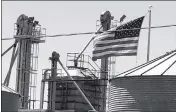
147, 5, 152, 62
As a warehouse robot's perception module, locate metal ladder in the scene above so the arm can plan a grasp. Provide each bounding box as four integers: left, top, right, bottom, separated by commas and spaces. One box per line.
28, 41, 39, 109
61, 81, 68, 109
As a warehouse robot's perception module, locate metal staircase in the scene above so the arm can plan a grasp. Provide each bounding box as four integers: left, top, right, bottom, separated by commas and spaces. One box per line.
66, 53, 101, 79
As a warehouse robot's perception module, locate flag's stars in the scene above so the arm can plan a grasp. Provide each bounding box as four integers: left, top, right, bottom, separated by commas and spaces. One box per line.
112, 16, 144, 38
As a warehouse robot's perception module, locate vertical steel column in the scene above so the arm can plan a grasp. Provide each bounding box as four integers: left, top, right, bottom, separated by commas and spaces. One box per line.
16, 40, 23, 92
15, 38, 32, 109
40, 79, 45, 109
16, 39, 26, 108
107, 79, 111, 111
21, 40, 27, 109
23, 40, 32, 109
48, 52, 58, 111
100, 11, 112, 112
40, 69, 49, 109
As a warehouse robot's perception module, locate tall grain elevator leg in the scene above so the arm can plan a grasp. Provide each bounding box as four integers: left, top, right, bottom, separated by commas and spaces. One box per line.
100, 58, 108, 111
99, 10, 114, 112
49, 52, 58, 111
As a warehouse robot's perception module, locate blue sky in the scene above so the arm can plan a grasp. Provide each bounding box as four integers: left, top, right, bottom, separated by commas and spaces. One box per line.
2, 1, 176, 108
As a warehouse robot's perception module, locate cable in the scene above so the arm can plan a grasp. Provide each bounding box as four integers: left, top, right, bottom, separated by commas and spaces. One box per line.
46, 32, 96, 37
108, 24, 176, 33
1, 32, 97, 40
2, 24, 176, 41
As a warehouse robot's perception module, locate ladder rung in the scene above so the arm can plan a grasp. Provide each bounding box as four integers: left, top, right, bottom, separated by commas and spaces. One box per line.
21, 82, 30, 84
29, 86, 36, 87
31, 70, 37, 71
32, 56, 38, 58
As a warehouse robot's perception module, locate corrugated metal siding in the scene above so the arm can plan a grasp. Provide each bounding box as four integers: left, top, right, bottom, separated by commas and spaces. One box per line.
18, 109, 47, 112
1, 91, 21, 112
48, 76, 102, 112
109, 76, 176, 112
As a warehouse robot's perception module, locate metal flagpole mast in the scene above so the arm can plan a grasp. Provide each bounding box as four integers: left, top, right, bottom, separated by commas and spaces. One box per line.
147, 5, 152, 62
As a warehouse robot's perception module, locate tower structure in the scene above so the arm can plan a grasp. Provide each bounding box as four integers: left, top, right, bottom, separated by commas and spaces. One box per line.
3, 14, 46, 109
98, 11, 114, 111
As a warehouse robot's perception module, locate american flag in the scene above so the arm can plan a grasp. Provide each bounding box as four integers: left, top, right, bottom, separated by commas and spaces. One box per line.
92, 16, 145, 61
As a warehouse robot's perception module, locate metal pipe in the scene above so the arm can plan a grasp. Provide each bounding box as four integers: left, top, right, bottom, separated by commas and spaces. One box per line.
3, 43, 18, 86
50, 54, 57, 111
75, 25, 102, 64
40, 69, 50, 109
1, 41, 18, 57
57, 56, 96, 111
147, 6, 152, 62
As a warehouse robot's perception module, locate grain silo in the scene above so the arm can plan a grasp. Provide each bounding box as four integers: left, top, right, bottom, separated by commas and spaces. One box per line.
108, 50, 176, 112
1, 85, 22, 112
48, 76, 101, 112
40, 52, 104, 112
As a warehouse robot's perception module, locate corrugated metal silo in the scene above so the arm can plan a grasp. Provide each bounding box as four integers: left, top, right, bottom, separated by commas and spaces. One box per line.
108, 50, 176, 112
1, 85, 21, 112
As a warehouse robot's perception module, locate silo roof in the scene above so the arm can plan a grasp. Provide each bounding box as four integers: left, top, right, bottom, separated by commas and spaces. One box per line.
1, 84, 21, 95
114, 49, 176, 78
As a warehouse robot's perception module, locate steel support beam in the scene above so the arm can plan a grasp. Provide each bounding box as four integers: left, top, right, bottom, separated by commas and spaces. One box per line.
100, 11, 113, 112
40, 69, 50, 109
3, 41, 19, 86
15, 39, 32, 109
48, 52, 58, 111
23, 40, 32, 109
1, 41, 18, 57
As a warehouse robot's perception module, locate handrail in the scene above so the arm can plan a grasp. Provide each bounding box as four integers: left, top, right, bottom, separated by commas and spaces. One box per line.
87, 55, 101, 70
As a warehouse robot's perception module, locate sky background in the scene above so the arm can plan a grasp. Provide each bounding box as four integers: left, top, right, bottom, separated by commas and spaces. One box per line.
1, 1, 176, 109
